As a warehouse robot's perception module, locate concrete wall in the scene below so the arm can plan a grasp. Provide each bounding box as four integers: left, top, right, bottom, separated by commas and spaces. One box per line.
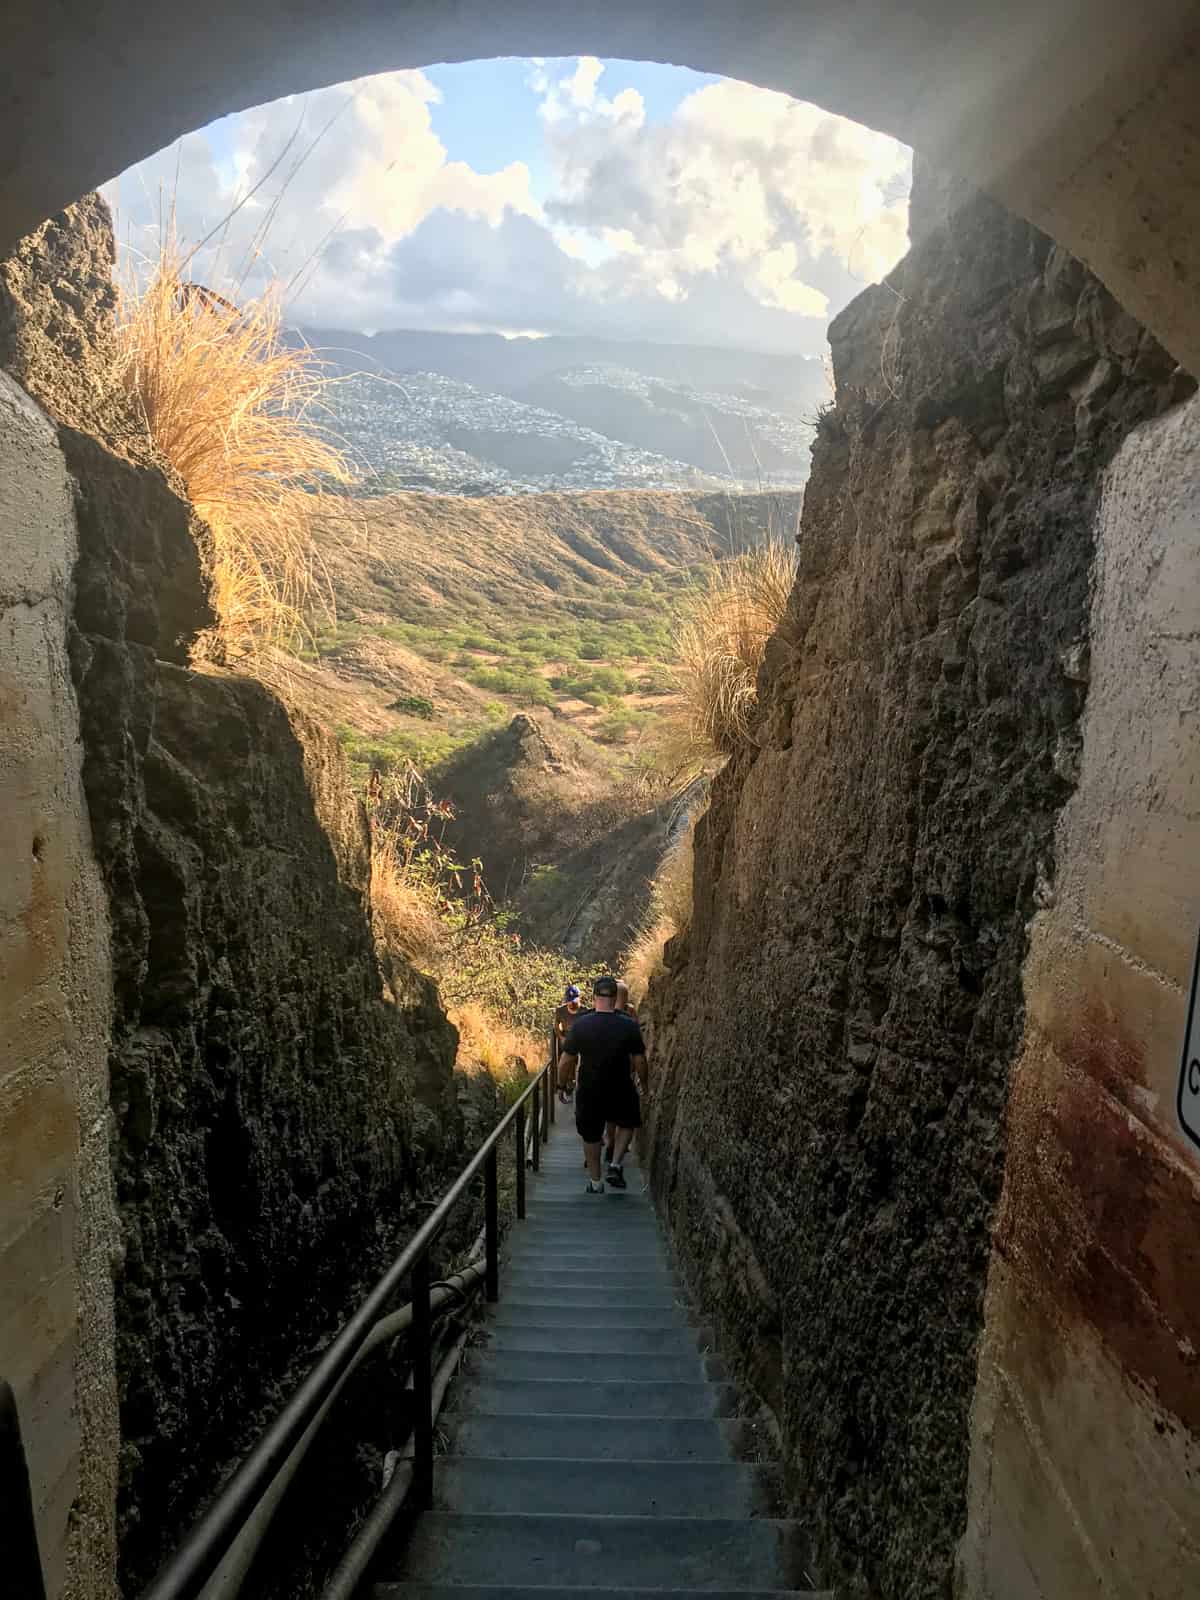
0, 370, 118, 1599
960, 395, 1200, 1600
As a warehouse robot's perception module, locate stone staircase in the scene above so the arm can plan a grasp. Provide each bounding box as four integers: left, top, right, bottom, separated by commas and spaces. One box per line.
374, 1124, 826, 1598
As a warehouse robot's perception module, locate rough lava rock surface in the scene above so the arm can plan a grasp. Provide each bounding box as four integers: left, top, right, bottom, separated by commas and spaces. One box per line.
643, 187, 1192, 1598
2, 196, 462, 1593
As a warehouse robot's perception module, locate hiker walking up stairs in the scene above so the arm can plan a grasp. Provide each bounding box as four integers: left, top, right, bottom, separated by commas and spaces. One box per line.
373, 1130, 827, 1598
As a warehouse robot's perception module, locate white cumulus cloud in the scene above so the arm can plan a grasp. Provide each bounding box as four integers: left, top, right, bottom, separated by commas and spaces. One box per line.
544, 73, 910, 316
105, 59, 911, 354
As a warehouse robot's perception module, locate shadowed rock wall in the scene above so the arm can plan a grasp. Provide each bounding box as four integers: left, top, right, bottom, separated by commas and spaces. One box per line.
64, 426, 459, 1587
644, 186, 1190, 1598
2, 198, 461, 1595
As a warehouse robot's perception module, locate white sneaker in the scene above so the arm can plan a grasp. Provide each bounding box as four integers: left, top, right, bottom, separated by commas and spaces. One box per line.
585, 1179, 606, 1194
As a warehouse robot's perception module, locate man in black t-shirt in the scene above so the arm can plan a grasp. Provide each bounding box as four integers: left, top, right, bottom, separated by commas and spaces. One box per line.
558, 974, 648, 1193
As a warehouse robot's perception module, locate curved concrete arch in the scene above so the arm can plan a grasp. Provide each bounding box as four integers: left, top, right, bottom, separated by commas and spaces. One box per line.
2, 1, 1200, 367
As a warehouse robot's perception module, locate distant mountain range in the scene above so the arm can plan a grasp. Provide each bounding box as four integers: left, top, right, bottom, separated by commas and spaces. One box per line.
296, 328, 827, 495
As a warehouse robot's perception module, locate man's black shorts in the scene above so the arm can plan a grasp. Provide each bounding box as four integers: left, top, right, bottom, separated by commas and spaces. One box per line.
575, 1070, 642, 1143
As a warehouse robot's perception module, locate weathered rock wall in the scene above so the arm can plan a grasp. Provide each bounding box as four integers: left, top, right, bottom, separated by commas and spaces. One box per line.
64, 425, 459, 1587
2, 198, 460, 1595
644, 187, 1189, 1597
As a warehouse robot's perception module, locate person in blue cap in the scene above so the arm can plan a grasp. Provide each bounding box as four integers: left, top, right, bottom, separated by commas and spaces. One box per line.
553, 984, 585, 1097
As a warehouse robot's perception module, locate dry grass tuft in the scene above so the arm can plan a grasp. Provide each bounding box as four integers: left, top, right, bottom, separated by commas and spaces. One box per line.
365, 768, 575, 1092
670, 541, 797, 763
623, 820, 696, 1007
451, 1000, 540, 1088
371, 834, 536, 1097
369, 826, 446, 974
113, 237, 352, 660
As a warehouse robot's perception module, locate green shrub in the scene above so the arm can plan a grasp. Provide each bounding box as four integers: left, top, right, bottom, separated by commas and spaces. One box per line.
388, 693, 435, 719
596, 709, 653, 744
588, 666, 629, 695
467, 666, 555, 707
635, 666, 675, 695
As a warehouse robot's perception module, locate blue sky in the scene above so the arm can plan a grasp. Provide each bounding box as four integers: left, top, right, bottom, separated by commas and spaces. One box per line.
107, 57, 911, 355
423, 57, 720, 198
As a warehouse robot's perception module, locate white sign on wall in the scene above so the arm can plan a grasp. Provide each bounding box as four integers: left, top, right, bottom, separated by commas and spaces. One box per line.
1177, 930, 1200, 1154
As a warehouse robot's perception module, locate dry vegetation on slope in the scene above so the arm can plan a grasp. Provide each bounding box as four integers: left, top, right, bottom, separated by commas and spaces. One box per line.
298, 507, 798, 974
113, 245, 803, 1050
293, 488, 800, 777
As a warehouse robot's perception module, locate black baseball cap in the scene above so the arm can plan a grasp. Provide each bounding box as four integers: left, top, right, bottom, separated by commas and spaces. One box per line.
593, 975, 619, 997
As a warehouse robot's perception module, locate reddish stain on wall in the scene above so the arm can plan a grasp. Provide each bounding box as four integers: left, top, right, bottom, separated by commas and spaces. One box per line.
998, 1003, 1200, 1432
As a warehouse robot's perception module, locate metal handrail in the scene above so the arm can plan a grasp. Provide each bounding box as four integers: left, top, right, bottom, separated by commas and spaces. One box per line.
141, 1053, 557, 1600
196, 1257, 487, 1600
319, 1311, 475, 1600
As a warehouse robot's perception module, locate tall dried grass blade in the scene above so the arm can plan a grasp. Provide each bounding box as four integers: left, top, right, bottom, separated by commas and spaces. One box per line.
113, 232, 354, 662
668, 540, 797, 764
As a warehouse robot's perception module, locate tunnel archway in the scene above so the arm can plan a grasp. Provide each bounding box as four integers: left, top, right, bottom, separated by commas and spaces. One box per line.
5, 9, 1200, 1600
3, 0, 1200, 369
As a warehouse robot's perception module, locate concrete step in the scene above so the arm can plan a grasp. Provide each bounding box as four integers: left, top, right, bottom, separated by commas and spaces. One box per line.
502, 1281, 684, 1304
385, 1512, 807, 1589
489, 1303, 690, 1330
512, 1224, 663, 1243
500, 1283, 680, 1302
537, 1150, 643, 1162
502, 1266, 681, 1289
508, 1228, 668, 1254
511, 1218, 662, 1235
494, 1286, 683, 1309
468, 1350, 718, 1383
532, 1173, 649, 1185
505, 1254, 670, 1275
441, 1412, 756, 1463
507, 1238, 666, 1255
376, 1588, 823, 1599
447, 1377, 733, 1419
431, 1457, 780, 1518
482, 1326, 701, 1357
529, 1179, 649, 1191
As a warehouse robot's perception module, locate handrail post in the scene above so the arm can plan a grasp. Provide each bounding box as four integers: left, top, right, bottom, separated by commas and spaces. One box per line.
411, 1254, 433, 1509
515, 1103, 526, 1220
484, 1146, 499, 1302
531, 1075, 540, 1173
542, 1063, 551, 1145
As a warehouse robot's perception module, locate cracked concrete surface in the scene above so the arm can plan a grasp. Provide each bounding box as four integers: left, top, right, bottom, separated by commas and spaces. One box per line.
0, 369, 119, 1600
